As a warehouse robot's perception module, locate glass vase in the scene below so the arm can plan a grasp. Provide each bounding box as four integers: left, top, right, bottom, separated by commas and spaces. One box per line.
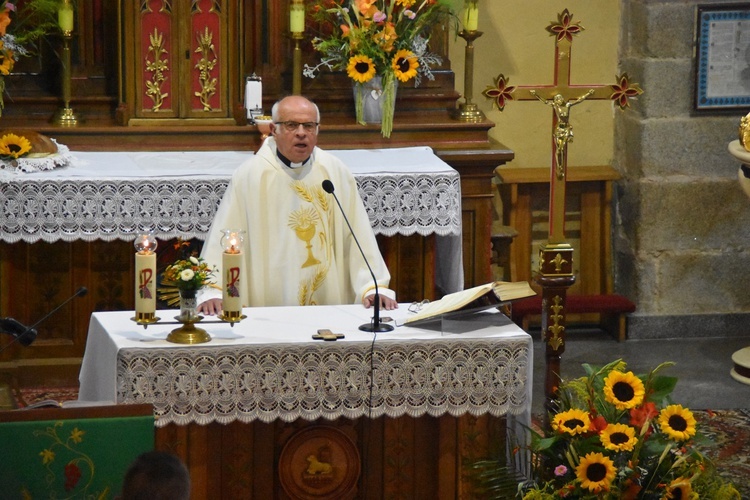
179, 288, 199, 322
353, 74, 398, 138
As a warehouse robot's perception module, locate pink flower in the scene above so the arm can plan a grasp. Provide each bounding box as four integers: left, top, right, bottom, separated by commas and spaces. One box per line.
404, 10, 416, 19
373, 11, 386, 22
554, 464, 568, 477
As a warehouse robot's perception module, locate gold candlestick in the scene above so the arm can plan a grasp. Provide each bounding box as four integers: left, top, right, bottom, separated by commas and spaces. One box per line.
53, 0, 78, 126
290, 0, 305, 95
292, 32, 304, 95
452, 30, 486, 122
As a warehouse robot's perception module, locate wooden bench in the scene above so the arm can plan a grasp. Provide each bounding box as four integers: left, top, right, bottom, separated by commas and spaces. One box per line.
510, 294, 636, 342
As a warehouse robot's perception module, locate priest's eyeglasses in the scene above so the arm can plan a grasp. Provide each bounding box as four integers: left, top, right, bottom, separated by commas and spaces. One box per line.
275, 121, 319, 133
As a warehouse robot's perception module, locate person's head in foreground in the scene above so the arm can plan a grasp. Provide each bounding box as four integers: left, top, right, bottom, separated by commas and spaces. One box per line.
120, 450, 190, 500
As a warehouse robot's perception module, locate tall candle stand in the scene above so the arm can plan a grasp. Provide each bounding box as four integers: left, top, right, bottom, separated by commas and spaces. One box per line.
53, 29, 78, 126
452, 30, 486, 122
290, 0, 305, 95
292, 32, 304, 95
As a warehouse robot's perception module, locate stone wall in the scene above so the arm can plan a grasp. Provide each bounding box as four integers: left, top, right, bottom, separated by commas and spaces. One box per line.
615, 0, 750, 338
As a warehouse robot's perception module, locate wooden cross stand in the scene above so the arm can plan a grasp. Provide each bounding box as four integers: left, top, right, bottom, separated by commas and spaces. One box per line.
483, 9, 643, 422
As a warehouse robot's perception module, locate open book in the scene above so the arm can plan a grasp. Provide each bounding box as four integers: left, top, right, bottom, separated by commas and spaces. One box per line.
400, 281, 536, 326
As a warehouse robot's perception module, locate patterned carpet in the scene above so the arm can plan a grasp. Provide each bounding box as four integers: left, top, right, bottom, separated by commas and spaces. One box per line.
14, 389, 750, 495
694, 409, 750, 496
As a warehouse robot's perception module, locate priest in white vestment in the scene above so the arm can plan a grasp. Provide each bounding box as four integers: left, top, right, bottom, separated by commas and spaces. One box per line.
197, 96, 397, 314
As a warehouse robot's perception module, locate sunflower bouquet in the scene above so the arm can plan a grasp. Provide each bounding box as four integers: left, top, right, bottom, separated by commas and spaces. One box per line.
304, 0, 455, 137
518, 359, 740, 499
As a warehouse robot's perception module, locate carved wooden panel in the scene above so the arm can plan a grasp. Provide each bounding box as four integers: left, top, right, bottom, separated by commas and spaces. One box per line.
122, 0, 239, 124
155, 415, 507, 499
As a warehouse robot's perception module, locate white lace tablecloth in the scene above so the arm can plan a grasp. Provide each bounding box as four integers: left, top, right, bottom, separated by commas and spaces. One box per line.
78, 306, 532, 429
0, 147, 461, 243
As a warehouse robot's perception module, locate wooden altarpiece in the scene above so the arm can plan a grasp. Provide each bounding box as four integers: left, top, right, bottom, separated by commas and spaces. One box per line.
0, 1, 516, 498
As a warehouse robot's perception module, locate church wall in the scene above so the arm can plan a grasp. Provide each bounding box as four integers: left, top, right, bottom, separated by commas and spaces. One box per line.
448, 0, 619, 169
449, 0, 750, 338
616, 0, 750, 338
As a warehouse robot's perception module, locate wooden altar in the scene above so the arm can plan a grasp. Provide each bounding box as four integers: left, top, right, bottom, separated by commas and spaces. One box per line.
78, 306, 532, 499
0, 1, 513, 390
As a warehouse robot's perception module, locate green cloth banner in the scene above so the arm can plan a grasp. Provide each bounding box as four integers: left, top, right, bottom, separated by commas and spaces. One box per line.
0, 415, 154, 499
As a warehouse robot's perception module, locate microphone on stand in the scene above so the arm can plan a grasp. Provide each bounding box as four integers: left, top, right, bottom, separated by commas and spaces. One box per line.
322, 180, 394, 332
0, 286, 88, 354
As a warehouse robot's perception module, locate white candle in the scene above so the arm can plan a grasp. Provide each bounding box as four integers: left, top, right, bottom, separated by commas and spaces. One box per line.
134, 234, 157, 319
290, 2, 305, 33
463, 3, 479, 31
221, 230, 245, 315
222, 249, 242, 313
245, 78, 262, 110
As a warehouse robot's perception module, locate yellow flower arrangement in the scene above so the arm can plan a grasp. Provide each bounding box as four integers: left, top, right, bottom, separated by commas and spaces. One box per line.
516, 360, 741, 499
0, 0, 59, 116
304, 0, 456, 137
467, 359, 742, 499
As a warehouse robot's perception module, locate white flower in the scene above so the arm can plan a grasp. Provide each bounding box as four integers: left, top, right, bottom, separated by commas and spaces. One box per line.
180, 269, 195, 281
189, 256, 199, 265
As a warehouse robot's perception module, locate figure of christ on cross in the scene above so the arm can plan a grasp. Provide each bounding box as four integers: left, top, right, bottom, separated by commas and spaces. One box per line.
530, 89, 594, 181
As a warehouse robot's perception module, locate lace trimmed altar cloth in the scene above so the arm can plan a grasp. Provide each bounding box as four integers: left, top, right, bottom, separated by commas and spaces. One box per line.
78, 305, 532, 429
0, 146, 461, 243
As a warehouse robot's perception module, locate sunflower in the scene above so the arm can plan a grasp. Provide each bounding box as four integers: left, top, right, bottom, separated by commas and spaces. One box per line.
392, 49, 419, 82
347, 54, 376, 83
0, 133, 32, 159
662, 477, 694, 499
0, 43, 14, 75
599, 423, 638, 452
658, 404, 697, 442
575, 452, 616, 493
603, 370, 645, 410
551, 408, 590, 436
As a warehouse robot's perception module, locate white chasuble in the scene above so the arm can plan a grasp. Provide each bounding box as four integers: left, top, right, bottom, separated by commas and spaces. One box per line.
199, 138, 392, 307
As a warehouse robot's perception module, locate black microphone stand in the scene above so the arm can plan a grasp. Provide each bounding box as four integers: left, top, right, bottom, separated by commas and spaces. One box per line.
322, 180, 394, 332
0, 287, 88, 354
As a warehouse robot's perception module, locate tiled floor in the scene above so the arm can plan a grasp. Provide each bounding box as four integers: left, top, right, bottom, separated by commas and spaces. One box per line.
530, 328, 750, 415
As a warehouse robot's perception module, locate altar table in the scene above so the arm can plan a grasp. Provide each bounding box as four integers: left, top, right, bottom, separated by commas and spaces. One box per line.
78, 305, 532, 498
79, 305, 532, 426
1, 146, 463, 294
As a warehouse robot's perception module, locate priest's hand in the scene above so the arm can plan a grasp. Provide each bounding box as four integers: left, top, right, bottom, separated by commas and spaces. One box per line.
363, 294, 398, 311
197, 298, 223, 316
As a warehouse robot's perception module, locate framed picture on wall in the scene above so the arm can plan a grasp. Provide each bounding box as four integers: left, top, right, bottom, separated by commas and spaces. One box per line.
694, 3, 750, 111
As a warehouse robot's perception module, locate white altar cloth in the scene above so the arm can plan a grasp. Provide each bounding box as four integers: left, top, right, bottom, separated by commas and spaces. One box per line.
3, 146, 464, 292
78, 305, 532, 429
0, 146, 461, 242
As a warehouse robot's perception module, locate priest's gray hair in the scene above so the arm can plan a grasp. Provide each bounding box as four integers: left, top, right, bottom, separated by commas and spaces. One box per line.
271, 97, 321, 123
